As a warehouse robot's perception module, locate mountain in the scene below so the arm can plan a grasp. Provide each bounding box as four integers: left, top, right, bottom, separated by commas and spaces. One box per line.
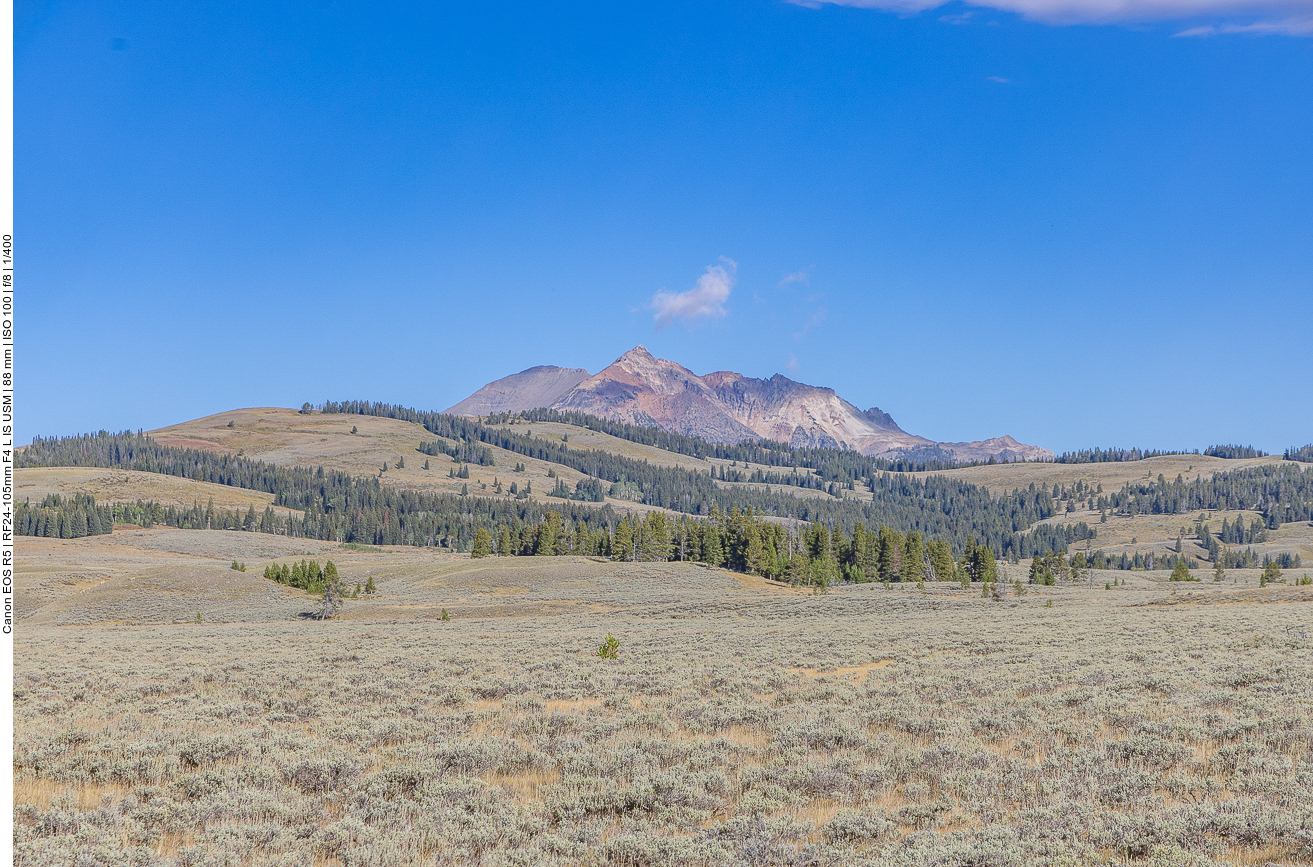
445, 365, 591, 417
446, 346, 1052, 462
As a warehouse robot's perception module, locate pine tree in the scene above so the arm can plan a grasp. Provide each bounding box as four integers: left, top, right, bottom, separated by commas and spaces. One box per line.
876, 525, 902, 581
612, 519, 635, 562
901, 531, 924, 583
471, 527, 493, 558
927, 539, 954, 582
318, 562, 347, 619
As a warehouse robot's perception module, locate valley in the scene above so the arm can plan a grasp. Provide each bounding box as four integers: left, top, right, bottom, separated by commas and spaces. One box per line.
14, 400, 1313, 866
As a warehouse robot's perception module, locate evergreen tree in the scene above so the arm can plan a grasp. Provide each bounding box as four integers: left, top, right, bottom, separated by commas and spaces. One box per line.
927, 538, 954, 582
534, 512, 563, 555
470, 527, 493, 558
612, 519, 635, 562
877, 525, 904, 581
318, 562, 347, 619
901, 531, 925, 584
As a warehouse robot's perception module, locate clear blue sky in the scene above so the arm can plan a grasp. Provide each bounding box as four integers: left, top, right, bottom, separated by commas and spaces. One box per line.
18, 1, 1313, 454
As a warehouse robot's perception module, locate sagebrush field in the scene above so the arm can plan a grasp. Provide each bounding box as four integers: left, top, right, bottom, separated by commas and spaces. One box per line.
14, 530, 1313, 866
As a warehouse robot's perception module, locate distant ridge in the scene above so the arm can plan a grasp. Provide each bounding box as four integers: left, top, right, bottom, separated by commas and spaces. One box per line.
448, 346, 1052, 462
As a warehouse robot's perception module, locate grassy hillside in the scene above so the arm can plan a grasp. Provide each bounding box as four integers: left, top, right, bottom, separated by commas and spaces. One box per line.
154, 408, 623, 510
903, 452, 1287, 495
17, 466, 301, 516
15, 405, 1306, 571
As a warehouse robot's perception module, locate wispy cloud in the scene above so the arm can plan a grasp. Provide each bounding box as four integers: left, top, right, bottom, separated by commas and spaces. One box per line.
1174, 11, 1313, 32
778, 269, 811, 288
792, 307, 828, 340
987, 75, 1011, 82
649, 258, 737, 328
792, 0, 1313, 35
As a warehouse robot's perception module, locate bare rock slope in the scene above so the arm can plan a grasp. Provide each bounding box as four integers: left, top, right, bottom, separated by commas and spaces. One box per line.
445, 365, 591, 417
448, 347, 1052, 462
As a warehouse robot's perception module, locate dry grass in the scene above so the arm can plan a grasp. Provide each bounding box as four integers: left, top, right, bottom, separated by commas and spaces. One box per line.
14, 532, 1313, 866
16, 467, 300, 516
152, 407, 683, 515
901, 453, 1289, 495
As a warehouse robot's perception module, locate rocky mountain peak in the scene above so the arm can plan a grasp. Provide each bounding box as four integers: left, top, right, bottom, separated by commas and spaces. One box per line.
447, 348, 1053, 462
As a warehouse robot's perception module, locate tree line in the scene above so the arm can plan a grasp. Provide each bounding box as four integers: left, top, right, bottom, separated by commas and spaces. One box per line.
1054, 447, 1191, 463
1287, 444, 1313, 463
1107, 463, 1313, 527
318, 401, 1094, 557
468, 505, 1006, 588
1203, 444, 1268, 459
16, 494, 114, 538
19, 425, 1095, 559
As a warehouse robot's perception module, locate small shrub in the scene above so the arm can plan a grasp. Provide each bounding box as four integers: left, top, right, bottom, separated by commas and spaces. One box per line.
598, 633, 620, 660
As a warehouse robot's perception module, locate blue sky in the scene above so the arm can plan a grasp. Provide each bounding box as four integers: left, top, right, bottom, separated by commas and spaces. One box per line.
18, 1, 1313, 454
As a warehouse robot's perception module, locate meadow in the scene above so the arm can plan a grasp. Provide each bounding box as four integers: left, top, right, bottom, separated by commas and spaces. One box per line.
14, 530, 1313, 866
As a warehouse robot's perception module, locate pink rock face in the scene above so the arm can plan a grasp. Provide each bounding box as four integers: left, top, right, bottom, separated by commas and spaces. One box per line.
449, 346, 1054, 462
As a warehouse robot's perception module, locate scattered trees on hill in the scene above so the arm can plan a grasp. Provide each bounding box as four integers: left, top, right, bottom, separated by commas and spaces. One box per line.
16, 494, 113, 538
1109, 464, 1313, 528
1055, 447, 1189, 464
1204, 444, 1267, 459
263, 559, 342, 593
420, 439, 494, 466
19, 429, 1099, 559
1286, 444, 1313, 463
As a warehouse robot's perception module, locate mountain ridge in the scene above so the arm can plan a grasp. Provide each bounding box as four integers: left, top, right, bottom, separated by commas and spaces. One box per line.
446, 346, 1052, 462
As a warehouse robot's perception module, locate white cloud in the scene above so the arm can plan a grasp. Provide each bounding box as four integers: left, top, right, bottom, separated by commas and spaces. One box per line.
778, 269, 811, 288
792, 307, 828, 340
987, 75, 1011, 82
1174, 11, 1313, 31
649, 258, 737, 328
792, 0, 1313, 34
